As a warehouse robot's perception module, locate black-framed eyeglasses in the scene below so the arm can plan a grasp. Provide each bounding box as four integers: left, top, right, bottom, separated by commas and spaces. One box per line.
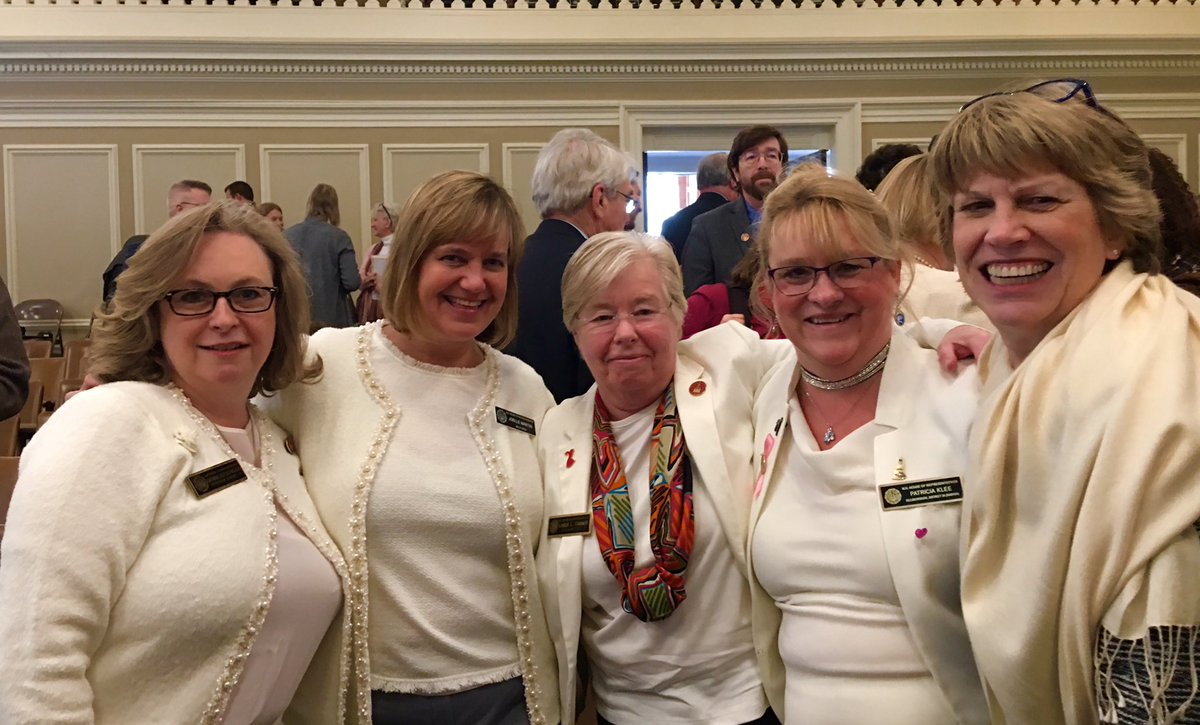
767, 257, 882, 296
959, 79, 1096, 113
164, 287, 279, 316
614, 189, 641, 214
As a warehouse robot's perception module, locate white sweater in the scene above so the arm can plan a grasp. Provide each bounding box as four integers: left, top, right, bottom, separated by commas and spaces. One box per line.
265, 323, 561, 725
0, 382, 352, 725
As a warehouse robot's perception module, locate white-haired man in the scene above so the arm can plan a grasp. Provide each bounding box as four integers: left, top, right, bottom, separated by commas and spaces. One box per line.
510, 128, 639, 402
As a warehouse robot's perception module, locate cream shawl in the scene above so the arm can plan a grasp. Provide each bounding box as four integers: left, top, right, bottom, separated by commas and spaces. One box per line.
961, 263, 1200, 724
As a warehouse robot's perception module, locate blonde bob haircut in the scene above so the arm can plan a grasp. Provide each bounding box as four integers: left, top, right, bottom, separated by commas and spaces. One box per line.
758, 165, 906, 273
929, 92, 1161, 273
381, 170, 525, 348
89, 200, 322, 397
561, 231, 687, 333
875, 153, 942, 260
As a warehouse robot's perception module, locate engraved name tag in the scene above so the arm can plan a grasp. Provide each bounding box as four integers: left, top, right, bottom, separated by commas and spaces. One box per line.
186, 458, 248, 499
879, 476, 963, 511
495, 407, 536, 436
547, 513, 592, 537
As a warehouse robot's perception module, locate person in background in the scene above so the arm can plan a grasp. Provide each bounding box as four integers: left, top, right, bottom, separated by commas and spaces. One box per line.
874, 154, 991, 330
623, 179, 643, 232
683, 125, 788, 295
0, 276, 29, 419
0, 201, 351, 724
747, 167, 988, 724
285, 183, 361, 329
102, 179, 211, 303
931, 80, 1200, 723
1146, 146, 1200, 295
266, 171, 560, 725
357, 201, 398, 324
225, 180, 255, 206
661, 152, 738, 261
510, 128, 639, 402
682, 245, 777, 339
855, 143, 923, 192
258, 201, 286, 232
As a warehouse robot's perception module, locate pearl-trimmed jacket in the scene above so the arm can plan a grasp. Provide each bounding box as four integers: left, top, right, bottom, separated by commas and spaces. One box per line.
0, 382, 352, 724
266, 323, 561, 725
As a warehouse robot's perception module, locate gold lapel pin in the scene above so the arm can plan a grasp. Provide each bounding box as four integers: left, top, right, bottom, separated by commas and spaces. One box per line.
892, 458, 907, 481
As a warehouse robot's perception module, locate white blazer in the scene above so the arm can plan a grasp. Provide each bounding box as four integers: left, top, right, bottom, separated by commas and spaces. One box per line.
746, 328, 990, 725
536, 323, 790, 724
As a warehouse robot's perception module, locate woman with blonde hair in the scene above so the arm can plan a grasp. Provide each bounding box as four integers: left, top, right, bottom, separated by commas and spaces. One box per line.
267, 170, 559, 725
285, 182, 361, 329
874, 153, 990, 330
931, 80, 1200, 723
747, 167, 988, 723
0, 201, 351, 723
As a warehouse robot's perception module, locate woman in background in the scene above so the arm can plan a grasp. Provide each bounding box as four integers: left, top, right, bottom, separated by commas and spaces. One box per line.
874, 153, 990, 330
682, 245, 780, 339
357, 201, 398, 324
258, 201, 285, 232
0, 202, 350, 724
284, 183, 361, 329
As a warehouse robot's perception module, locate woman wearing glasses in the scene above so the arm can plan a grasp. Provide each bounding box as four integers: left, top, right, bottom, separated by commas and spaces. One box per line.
931, 82, 1200, 723
0, 202, 351, 723
357, 201, 399, 324
538, 230, 790, 725
746, 167, 989, 724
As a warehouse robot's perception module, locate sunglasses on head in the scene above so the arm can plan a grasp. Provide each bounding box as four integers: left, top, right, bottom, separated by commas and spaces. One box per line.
959, 78, 1096, 113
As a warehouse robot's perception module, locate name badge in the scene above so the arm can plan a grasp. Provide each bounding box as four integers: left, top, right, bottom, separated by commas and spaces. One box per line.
547, 513, 592, 537
186, 458, 248, 499
879, 476, 963, 511
495, 407, 536, 436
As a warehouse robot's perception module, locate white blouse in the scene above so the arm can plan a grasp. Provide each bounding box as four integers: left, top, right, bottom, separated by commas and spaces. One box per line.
581, 403, 766, 725
218, 422, 343, 725
751, 399, 955, 724
364, 333, 524, 693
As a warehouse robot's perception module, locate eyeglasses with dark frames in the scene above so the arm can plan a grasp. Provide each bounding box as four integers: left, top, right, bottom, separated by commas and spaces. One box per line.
164, 287, 279, 316
767, 257, 882, 296
614, 189, 641, 214
376, 203, 396, 231
959, 78, 1096, 113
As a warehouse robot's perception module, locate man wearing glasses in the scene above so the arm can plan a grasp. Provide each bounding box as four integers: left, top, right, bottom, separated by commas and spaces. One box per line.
682, 126, 788, 296
102, 179, 212, 303
510, 127, 639, 402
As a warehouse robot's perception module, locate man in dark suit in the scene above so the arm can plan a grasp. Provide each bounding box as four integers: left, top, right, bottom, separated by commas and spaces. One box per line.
510, 128, 639, 402
682, 126, 788, 295
102, 179, 211, 303
660, 152, 737, 260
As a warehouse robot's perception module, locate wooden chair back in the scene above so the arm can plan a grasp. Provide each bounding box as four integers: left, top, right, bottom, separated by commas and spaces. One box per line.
0, 455, 19, 542
22, 339, 51, 359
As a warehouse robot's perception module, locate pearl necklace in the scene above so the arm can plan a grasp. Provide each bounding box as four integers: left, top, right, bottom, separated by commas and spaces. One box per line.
800, 342, 890, 391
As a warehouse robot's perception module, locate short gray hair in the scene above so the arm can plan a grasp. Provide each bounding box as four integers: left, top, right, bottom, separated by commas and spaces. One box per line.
561, 231, 687, 332
696, 152, 730, 189
532, 128, 637, 217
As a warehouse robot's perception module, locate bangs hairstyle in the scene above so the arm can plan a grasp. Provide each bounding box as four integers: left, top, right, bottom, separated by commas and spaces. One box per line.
89, 200, 322, 396
875, 153, 943, 259
929, 93, 1162, 273
382, 170, 525, 348
758, 165, 904, 270
561, 232, 686, 332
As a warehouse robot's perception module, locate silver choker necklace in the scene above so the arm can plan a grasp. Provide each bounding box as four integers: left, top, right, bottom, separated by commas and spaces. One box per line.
801, 342, 890, 391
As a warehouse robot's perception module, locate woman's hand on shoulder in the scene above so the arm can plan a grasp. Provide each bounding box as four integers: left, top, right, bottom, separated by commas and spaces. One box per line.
937, 325, 992, 374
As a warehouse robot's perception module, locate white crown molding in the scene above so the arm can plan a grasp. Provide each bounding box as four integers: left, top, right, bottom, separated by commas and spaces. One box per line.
0, 100, 621, 128
2, 144, 119, 302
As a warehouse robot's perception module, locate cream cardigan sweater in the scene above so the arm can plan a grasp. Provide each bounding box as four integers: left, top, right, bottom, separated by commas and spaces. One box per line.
266, 323, 561, 725
0, 382, 352, 725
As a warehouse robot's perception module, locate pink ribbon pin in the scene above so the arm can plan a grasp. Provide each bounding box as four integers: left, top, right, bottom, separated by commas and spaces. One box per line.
754, 434, 776, 499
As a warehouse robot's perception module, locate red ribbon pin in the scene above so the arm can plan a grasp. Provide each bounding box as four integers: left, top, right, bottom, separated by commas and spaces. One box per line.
565, 449, 575, 468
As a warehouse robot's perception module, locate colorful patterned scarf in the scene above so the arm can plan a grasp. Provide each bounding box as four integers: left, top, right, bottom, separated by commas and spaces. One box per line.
590, 384, 694, 622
